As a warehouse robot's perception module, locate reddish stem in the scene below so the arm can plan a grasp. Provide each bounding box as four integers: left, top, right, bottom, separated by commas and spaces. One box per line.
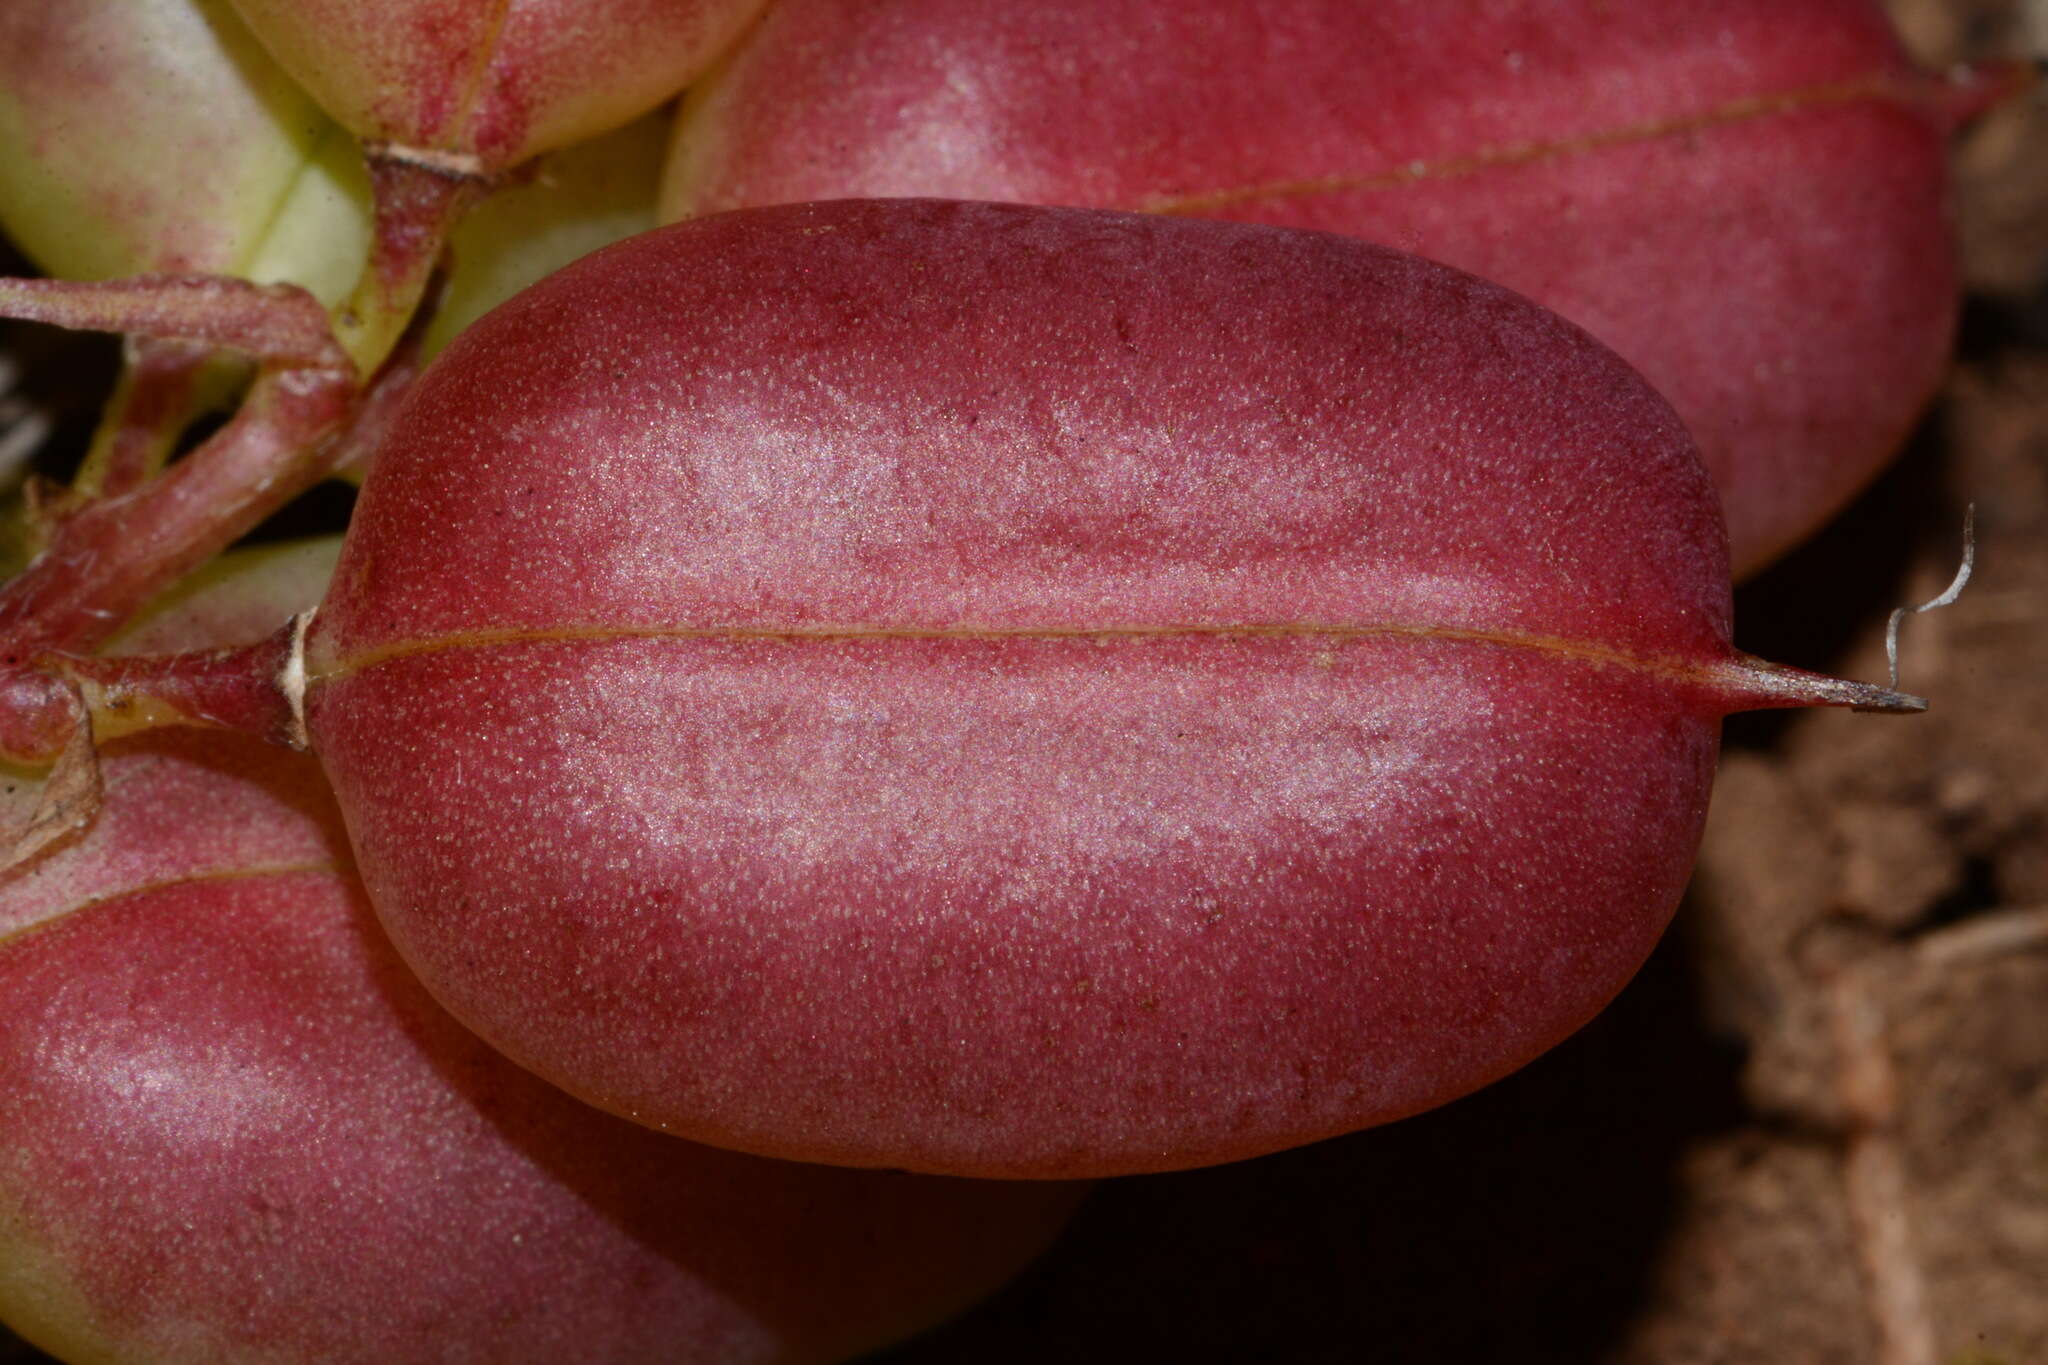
47, 618, 302, 751
0, 368, 350, 651
0, 364, 351, 759
72, 336, 217, 501
0, 274, 345, 369
328, 321, 428, 482
0, 154, 484, 763
335, 151, 491, 374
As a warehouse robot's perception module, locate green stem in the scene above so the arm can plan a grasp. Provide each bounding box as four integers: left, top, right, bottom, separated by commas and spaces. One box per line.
332, 147, 491, 377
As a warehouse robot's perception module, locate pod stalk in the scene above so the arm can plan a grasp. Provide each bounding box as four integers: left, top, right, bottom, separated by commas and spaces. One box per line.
333, 149, 492, 376
41, 619, 302, 752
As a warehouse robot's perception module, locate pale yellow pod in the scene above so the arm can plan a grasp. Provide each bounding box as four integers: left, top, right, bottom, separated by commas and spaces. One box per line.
423, 108, 669, 359
0, 0, 369, 303
224, 0, 770, 172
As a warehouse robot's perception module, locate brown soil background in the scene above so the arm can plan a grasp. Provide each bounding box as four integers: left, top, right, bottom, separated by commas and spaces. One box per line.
3, 1, 2043, 1361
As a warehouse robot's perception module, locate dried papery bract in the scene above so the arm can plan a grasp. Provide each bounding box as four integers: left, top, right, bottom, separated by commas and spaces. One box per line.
0, 541, 1083, 1365
30, 201, 1926, 1181
662, 0, 2026, 575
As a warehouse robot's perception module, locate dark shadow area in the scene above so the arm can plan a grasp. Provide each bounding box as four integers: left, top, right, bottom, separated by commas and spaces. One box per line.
1956, 278, 2048, 359
0, 320, 117, 489
242, 476, 358, 545
1921, 850, 2004, 932
874, 925, 1745, 1365
1727, 275, 2043, 758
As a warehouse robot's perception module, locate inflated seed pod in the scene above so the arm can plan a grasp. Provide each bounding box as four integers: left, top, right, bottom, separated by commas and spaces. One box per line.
66, 199, 1922, 1181
661, 0, 2004, 574
225, 0, 773, 172
0, 0, 367, 301
0, 541, 1083, 1365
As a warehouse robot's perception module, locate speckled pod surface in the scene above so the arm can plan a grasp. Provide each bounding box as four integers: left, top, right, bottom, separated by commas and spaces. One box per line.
307, 199, 1760, 1179
0, 550, 1080, 1365
664, 0, 1966, 575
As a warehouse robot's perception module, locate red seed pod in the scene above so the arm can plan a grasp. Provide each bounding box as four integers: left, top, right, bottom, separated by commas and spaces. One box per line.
269, 199, 1916, 1180
662, 0, 2003, 575
226, 0, 773, 172
0, 548, 1081, 1365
